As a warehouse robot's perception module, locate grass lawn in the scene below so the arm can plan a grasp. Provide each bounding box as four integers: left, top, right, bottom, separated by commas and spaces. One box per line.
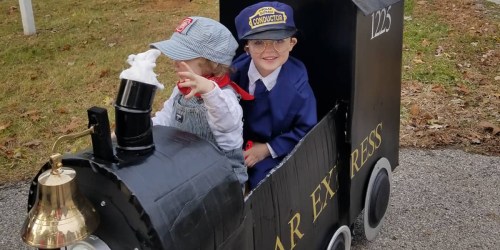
1, 0, 498, 184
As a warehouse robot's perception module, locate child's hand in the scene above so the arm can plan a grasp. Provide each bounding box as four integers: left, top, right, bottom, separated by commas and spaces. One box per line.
176, 62, 215, 99
243, 142, 270, 168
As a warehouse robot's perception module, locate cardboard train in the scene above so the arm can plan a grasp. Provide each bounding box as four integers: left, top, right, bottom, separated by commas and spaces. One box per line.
21, 0, 404, 249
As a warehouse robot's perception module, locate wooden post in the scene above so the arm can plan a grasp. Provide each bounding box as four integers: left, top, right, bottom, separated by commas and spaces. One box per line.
19, 0, 36, 35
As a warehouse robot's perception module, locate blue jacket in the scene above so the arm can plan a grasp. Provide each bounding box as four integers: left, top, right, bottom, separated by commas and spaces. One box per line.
231, 54, 317, 188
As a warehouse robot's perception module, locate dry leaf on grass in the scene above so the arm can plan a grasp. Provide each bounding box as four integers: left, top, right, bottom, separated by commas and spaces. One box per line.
478, 121, 500, 135
57, 108, 69, 114
413, 58, 424, 64
23, 140, 42, 148
56, 117, 83, 134
456, 84, 470, 95
99, 69, 110, 78
20, 110, 39, 118
410, 104, 421, 116
431, 85, 445, 93
103, 96, 114, 106
0, 122, 11, 131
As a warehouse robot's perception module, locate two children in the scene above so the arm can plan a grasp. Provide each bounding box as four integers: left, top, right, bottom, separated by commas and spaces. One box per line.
150, 16, 251, 186
231, 2, 317, 189
150, 1, 317, 190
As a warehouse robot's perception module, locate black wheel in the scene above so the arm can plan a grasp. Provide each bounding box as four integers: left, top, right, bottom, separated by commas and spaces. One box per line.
326, 225, 351, 250
363, 157, 392, 241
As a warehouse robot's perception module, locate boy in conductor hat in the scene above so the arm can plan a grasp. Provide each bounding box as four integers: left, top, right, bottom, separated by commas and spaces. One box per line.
231, 2, 317, 189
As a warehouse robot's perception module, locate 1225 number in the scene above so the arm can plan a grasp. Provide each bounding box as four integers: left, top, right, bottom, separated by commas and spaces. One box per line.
371, 6, 392, 40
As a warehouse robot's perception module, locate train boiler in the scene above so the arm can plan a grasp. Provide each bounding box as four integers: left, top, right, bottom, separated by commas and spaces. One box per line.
20, 0, 404, 249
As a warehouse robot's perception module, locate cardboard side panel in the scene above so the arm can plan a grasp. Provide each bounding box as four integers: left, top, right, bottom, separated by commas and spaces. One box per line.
245, 112, 340, 249
348, 1, 404, 223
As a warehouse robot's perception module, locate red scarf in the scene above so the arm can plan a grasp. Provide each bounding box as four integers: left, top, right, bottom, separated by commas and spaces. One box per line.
177, 74, 254, 100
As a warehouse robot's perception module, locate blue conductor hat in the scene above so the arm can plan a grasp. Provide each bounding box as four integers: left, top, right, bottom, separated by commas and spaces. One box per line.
235, 1, 297, 40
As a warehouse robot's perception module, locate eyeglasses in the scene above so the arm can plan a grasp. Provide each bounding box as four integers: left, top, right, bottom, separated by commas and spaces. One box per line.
246, 38, 293, 53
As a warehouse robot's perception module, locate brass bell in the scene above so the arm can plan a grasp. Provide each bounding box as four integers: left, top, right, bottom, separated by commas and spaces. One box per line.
21, 127, 100, 249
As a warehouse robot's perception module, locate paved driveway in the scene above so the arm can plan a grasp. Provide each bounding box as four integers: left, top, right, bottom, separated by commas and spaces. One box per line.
1, 149, 499, 249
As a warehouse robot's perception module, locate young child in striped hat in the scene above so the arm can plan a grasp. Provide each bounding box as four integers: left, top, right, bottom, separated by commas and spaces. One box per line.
150, 16, 253, 187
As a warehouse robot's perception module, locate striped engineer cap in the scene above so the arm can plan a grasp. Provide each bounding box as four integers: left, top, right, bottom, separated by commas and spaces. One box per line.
150, 16, 238, 66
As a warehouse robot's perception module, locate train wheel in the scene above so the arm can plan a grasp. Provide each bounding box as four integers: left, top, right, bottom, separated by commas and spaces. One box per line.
363, 157, 392, 241
326, 225, 351, 250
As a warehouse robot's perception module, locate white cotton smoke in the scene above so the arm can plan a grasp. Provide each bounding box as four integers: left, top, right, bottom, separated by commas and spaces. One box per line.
119, 49, 164, 89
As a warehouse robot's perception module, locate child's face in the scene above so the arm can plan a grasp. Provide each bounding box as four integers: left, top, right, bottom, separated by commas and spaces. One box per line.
173, 58, 210, 76
245, 37, 297, 77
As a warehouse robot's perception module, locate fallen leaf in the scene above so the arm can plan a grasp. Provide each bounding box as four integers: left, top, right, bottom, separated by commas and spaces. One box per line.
410, 104, 420, 116
20, 110, 39, 118
8, 6, 17, 15
99, 69, 110, 78
57, 117, 83, 134
23, 140, 42, 148
57, 108, 69, 114
29, 115, 41, 122
435, 46, 444, 56
470, 138, 481, 144
61, 44, 71, 51
478, 121, 500, 135
413, 58, 424, 64
428, 124, 444, 129
0, 122, 11, 131
103, 96, 114, 106
494, 76, 500, 81
431, 85, 445, 93
456, 84, 470, 95
423, 113, 434, 120
421, 39, 430, 47
0, 147, 14, 159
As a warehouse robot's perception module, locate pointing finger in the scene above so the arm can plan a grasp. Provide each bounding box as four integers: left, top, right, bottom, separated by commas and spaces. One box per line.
179, 61, 195, 74
177, 71, 195, 82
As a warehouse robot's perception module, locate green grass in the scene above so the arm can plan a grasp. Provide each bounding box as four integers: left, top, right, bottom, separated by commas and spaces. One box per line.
402, 0, 461, 85
0, 0, 218, 183
1, 0, 498, 183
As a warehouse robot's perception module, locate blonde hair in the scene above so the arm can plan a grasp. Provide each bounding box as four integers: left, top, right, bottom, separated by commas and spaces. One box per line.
199, 59, 232, 77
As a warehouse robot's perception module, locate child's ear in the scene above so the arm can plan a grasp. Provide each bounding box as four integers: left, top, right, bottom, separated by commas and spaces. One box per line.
289, 38, 298, 51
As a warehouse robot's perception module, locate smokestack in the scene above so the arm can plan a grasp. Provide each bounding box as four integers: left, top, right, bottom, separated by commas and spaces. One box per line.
114, 49, 164, 154
114, 79, 157, 152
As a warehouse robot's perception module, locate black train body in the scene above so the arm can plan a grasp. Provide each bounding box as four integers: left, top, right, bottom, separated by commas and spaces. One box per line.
28, 111, 339, 249
26, 0, 404, 249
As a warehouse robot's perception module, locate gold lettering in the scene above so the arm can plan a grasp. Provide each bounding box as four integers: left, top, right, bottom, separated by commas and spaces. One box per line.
351, 149, 360, 178
321, 168, 335, 201
289, 213, 304, 250
360, 137, 369, 167
310, 185, 323, 223
375, 123, 383, 148
368, 130, 376, 156
275, 236, 285, 250
351, 123, 384, 179
252, 15, 283, 27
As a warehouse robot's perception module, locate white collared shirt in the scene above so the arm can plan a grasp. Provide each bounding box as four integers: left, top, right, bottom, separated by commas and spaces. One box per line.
247, 60, 282, 95
247, 60, 282, 158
